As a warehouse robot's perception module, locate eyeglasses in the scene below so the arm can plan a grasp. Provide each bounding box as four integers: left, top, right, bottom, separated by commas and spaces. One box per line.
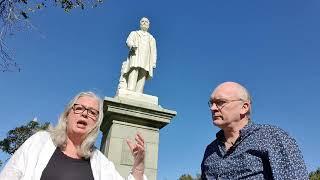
208, 99, 244, 109
72, 104, 99, 120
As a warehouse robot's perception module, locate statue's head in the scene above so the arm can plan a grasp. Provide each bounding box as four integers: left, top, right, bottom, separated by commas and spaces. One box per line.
140, 17, 150, 32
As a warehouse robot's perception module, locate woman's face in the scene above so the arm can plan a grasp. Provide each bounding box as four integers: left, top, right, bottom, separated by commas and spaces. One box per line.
66, 96, 99, 139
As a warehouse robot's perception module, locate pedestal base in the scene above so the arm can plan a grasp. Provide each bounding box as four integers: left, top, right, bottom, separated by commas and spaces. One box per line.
100, 96, 176, 180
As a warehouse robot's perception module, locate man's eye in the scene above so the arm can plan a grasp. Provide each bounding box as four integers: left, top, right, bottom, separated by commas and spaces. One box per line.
216, 100, 226, 106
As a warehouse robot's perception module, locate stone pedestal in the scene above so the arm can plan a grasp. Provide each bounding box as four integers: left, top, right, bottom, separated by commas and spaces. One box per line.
100, 95, 176, 180
116, 88, 158, 105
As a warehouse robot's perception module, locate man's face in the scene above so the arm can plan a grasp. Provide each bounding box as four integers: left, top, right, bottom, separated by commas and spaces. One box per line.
209, 84, 245, 129
66, 96, 99, 139
140, 18, 150, 31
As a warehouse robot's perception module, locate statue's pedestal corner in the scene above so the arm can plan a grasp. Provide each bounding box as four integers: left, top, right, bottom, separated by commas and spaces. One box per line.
115, 88, 159, 106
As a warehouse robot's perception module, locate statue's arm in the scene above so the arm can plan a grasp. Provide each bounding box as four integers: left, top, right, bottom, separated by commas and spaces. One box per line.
151, 37, 157, 68
126, 31, 137, 50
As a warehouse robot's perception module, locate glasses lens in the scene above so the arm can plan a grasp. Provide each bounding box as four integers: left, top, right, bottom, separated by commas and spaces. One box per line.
208, 99, 228, 109
215, 100, 226, 107
88, 109, 99, 118
73, 104, 85, 113
73, 104, 99, 119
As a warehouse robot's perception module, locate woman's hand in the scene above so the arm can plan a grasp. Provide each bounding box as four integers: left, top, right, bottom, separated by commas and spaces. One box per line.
126, 133, 145, 179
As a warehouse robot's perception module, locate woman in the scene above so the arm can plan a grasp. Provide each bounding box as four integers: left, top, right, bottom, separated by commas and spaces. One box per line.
0, 92, 146, 180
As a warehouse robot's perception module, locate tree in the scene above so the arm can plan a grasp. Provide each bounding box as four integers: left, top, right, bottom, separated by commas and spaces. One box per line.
178, 174, 193, 180
178, 173, 201, 180
0, 0, 103, 72
0, 120, 49, 155
309, 168, 320, 180
195, 174, 201, 180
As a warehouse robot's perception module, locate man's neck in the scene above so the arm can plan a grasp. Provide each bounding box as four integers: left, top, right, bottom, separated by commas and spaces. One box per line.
223, 118, 249, 143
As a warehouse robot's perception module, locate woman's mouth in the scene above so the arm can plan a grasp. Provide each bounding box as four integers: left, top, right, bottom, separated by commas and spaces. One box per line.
76, 120, 87, 128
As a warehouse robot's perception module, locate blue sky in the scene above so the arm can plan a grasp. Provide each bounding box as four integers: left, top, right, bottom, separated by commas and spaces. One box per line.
1, 0, 320, 179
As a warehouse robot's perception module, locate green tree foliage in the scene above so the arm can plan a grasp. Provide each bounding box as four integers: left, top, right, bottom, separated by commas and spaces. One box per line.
310, 168, 320, 180
179, 174, 193, 180
0, 120, 49, 155
178, 173, 201, 180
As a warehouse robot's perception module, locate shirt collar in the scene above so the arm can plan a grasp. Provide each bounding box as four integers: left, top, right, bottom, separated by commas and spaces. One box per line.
216, 121, 255, 142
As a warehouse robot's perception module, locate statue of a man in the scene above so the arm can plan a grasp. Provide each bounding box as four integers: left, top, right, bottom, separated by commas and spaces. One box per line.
124, 17, 157, 93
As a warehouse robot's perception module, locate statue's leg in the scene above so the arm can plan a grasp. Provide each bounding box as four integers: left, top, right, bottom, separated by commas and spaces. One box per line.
136, 68, 147, 93
127, 68, 138, 91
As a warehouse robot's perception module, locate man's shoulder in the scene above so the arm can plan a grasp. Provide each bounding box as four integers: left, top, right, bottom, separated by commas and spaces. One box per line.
204, 138, 219, 153
254, 123, 286, 132
253, 123, 292, 139
208, 138, 219, 146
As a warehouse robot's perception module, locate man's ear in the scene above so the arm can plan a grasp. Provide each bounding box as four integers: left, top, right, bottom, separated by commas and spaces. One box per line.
240, 101, 250, 115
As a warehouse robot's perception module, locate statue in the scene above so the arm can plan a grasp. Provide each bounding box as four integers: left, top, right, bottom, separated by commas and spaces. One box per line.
120, 17, 157, 93
117, 60, 129, 90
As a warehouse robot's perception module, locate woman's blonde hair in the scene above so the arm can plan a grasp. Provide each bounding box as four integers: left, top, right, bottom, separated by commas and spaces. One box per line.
48, 91, 104, 159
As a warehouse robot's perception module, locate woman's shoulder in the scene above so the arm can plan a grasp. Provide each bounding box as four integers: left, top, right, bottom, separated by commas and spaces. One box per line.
31, 131, 50, 139
91, 149, 117, 166
24, 131, 51, 145
91, 149, 109, 161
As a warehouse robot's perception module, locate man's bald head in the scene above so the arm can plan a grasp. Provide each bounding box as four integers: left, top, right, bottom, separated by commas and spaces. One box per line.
213, 82, 251, 103
211, 82, 252, 119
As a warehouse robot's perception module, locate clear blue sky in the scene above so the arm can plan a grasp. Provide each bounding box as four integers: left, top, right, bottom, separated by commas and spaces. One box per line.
1, 0, 320, 179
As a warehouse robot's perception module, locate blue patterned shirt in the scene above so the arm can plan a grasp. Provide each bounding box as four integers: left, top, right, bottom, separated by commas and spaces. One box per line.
201, 122, 308, 180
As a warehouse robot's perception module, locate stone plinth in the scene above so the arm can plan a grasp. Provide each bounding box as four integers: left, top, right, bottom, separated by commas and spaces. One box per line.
100, 96, 176, 180
116, 89, 158, 105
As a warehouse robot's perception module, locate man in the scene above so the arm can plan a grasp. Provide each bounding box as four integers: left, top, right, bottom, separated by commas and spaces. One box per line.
125, 17, 157, 93
201, 82, 308, 179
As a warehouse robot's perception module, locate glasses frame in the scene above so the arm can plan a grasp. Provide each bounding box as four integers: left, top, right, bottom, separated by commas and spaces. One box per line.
72, 103, 99, 120
208, 99, 245, 110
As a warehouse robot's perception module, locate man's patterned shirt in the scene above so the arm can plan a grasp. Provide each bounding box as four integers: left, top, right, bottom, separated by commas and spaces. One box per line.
201, 122, 308, 180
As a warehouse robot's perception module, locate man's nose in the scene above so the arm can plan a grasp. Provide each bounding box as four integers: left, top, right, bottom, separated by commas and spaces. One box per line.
210, 103, 218, 111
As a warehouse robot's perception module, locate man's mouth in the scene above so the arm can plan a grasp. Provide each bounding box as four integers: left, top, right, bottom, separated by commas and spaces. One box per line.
213, 115, 222, 120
